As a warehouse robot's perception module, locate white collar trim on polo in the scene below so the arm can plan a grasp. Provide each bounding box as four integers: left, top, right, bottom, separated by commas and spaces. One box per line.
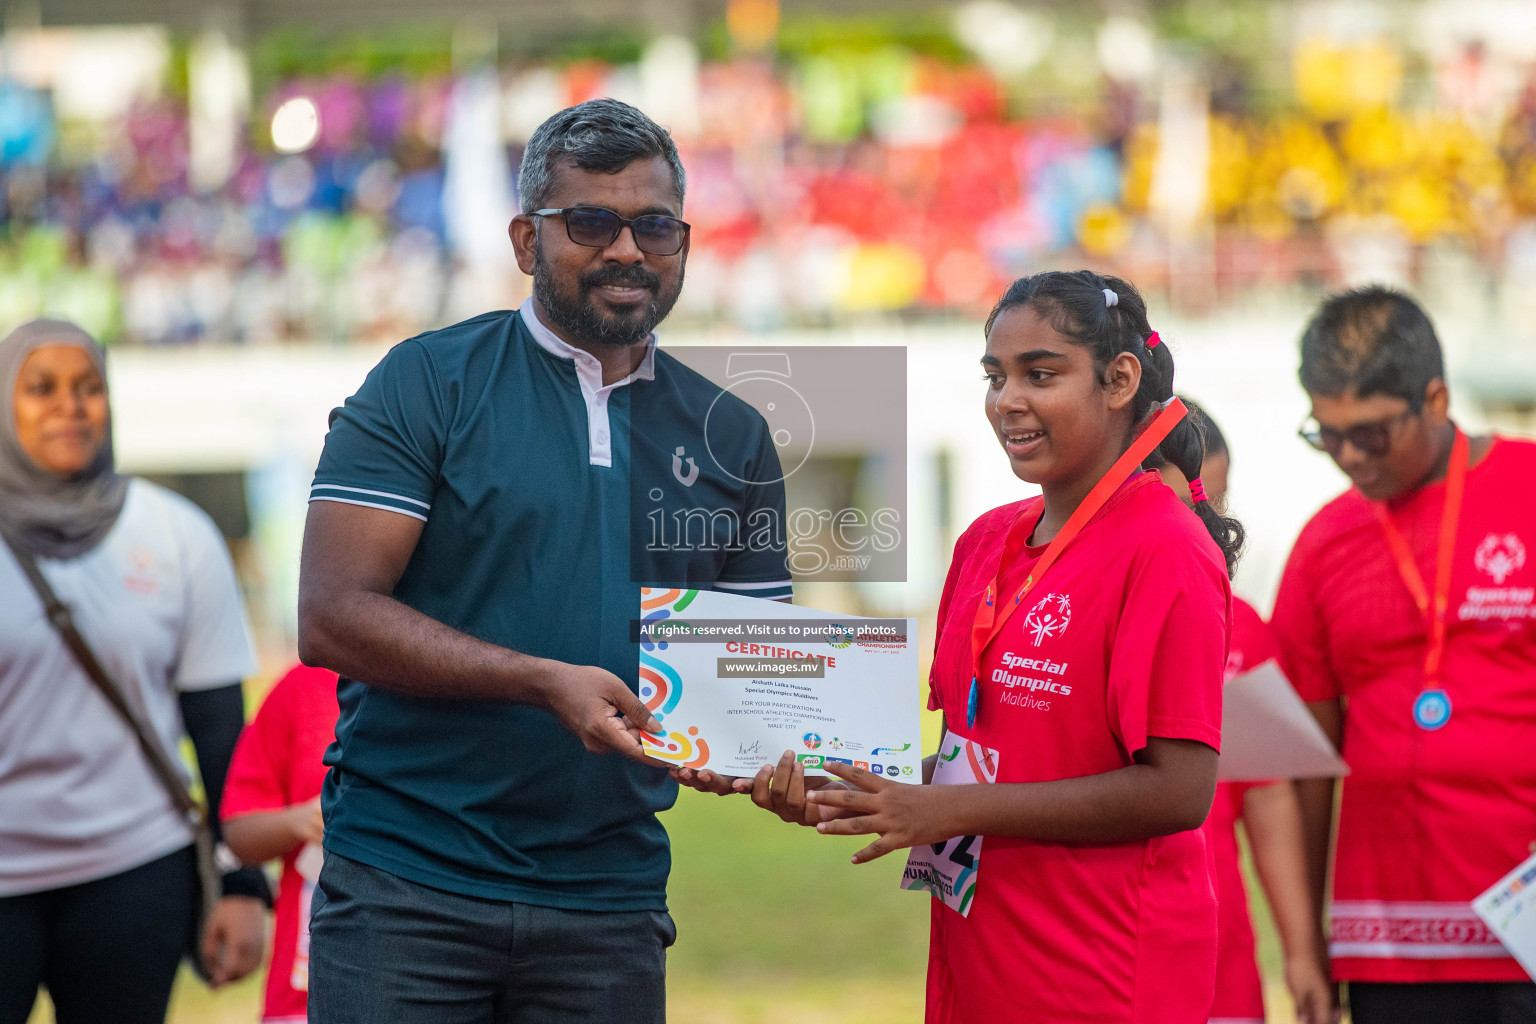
519, 296, 658, 468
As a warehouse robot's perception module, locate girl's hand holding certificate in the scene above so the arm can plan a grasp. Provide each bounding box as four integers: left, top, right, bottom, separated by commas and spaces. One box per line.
808, 761, 955, 864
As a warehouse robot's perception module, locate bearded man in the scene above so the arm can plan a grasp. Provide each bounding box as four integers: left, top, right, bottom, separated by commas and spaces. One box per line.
297, 99, 790, 1024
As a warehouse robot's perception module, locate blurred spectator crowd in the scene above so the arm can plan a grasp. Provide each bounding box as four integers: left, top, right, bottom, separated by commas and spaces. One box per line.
3, 20, 1536, 345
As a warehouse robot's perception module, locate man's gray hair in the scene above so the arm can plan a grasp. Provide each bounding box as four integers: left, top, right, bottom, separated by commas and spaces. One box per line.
518, 98, 686, 214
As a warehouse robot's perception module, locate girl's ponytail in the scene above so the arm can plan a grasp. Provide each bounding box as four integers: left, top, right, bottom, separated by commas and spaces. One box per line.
1136, 325, 1245, 577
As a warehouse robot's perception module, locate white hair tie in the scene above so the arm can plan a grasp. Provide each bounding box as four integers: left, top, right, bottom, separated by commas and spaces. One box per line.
1103, 288, 1118, 308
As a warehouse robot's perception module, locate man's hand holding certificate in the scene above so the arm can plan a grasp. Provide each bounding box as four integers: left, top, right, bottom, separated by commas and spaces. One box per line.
633, 588, 922, 780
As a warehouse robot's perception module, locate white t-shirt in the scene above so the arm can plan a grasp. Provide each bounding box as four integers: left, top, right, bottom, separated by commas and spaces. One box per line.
0, 479, 257, 895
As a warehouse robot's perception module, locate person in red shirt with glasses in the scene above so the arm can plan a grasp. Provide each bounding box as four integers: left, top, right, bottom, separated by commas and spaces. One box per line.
1272, 286, 1536, 1024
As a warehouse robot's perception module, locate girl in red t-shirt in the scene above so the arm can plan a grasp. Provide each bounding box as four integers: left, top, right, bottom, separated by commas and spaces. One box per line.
722, 271, 1244, 1023
1152, 401, 1335, 1024
221, 665, 340, 1024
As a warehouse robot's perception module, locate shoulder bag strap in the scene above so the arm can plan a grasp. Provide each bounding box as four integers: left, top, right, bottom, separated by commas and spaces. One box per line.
3, 532, 202, 820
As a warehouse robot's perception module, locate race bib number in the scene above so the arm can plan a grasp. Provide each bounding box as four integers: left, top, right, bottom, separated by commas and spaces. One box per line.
900, 733, 998, 917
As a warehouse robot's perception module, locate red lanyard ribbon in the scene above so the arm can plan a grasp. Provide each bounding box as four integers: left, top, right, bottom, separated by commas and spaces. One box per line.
965, 399, 1190, 727
1372, 428, 1468, 689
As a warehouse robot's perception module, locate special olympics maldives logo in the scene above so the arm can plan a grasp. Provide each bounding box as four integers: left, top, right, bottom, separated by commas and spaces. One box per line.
1475, 533, 1527, 584
1023, 593, 1072, 646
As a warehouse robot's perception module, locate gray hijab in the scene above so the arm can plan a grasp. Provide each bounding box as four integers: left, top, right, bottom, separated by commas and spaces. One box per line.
0, 319, 128, 559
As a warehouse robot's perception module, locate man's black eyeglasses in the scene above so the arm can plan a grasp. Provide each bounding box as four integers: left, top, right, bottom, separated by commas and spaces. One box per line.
532, 207, 690, 256
1298, 409, 1417, 457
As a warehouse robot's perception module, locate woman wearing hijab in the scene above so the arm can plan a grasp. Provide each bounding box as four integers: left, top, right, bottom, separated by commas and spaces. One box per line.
0, 320, 269, 1024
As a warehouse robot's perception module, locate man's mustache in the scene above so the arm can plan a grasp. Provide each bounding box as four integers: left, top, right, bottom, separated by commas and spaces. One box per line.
580, 266, 661, 293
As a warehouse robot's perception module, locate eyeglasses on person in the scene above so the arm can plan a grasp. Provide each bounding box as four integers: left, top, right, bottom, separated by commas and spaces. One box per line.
1297, 409, 1417, 457
532, 207, 690, 256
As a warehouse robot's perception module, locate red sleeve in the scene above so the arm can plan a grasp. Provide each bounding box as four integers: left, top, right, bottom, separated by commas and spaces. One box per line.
1270, 526, 1340, 703
1107, 537, 1229, 755
928, 530, 974, 713
1229, 598, 1277, 671
220, 673, 296, 821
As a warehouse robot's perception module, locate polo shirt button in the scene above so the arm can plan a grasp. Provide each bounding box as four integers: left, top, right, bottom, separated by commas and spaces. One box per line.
597, 431, 608, 443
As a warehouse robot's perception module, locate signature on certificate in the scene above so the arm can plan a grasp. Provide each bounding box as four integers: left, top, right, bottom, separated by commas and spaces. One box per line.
738, 740, 763, 757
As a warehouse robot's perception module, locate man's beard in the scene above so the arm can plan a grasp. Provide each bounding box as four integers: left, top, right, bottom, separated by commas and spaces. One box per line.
533, 244, 684, 349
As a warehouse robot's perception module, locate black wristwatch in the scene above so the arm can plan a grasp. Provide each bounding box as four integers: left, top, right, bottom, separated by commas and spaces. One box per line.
221, 865, 274, 908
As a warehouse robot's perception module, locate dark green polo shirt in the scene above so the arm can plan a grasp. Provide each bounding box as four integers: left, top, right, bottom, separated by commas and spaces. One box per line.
310, 303, 790, 909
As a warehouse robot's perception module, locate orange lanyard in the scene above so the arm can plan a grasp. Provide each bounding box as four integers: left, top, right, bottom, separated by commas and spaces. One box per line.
1372, 428, 1468, 690
965, 398, 1189, 729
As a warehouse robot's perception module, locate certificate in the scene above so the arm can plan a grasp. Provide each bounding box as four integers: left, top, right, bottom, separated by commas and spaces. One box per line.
634, 587, 921, 779
1218, 660, 1350, 781
1473, 851, 1536, 982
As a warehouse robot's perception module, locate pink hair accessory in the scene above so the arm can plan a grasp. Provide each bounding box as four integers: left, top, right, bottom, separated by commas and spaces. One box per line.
1145, 331, 1162, 350
1188, 477, 1208, 503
